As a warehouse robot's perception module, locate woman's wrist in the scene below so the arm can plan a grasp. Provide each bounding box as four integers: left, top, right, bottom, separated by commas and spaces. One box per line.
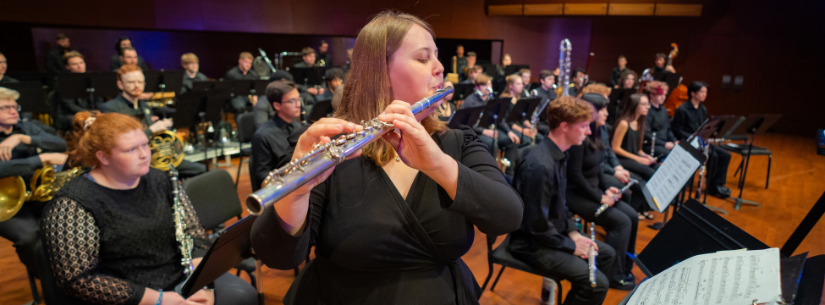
156, 290, 163, 305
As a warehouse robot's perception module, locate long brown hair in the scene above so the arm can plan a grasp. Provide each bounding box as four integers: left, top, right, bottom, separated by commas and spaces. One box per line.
335, 11, 446, 166
613, 93, 647, 152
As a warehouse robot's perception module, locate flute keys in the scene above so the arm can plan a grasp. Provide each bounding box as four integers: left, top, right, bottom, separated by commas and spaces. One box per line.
334, 137, 347, 146
328, 145, 344, 161
346, 132, 357, 140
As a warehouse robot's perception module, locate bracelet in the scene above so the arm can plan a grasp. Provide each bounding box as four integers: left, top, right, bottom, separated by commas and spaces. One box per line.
156, 290, 163, 305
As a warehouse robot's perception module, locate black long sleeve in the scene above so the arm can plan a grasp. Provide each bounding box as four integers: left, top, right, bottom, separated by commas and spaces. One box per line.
513, 158, 577, 253
567, 145, 605, 203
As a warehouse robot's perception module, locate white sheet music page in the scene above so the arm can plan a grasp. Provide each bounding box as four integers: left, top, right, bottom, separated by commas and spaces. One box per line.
626, 248, 783, 305
645, 144, 702, 213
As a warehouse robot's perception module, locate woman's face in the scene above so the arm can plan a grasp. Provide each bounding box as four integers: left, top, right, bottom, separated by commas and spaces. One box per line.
510, 78, 524, 96
623, 75, 635, 89
636, 96, 650, 117
596, 107, 609, 126
98, 129, 151, 179
388, 24, 444, 120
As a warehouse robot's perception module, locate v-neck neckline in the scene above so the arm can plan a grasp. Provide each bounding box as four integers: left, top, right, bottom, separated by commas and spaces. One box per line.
378, 165, 422, 203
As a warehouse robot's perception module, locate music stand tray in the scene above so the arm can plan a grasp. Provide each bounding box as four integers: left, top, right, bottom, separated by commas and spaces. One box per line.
290, 67, 324, 87
451, 84, 476, 102
176, 215, 256, 298
447, 106, 484, 130
477, 98, 509, 128
505, 97, 541, 125
172, 91, 205, 130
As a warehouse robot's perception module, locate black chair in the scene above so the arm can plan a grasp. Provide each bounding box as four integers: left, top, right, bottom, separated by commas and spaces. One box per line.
35, 238, 73, 305
482, 234, 564, 304
235, 113, 257, 189
721, 142, 772, 189
182, 170, 260, 287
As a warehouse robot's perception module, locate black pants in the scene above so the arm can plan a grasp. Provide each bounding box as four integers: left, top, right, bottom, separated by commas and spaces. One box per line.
618, 157, 659, 181
213, 272, 259, 305
603, 171, 651, 213
514, 240, 615, 305
177, 160, 208, 179
567, 192, 637, 283
478, 132, 520, 177
708, 145, 731, 187
0, 202, 45, 275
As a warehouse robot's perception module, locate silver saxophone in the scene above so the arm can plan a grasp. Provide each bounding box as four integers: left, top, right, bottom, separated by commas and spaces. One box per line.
594, 178, 638, 217
246, 88, 454, 215
588, 222, 598, 287
170, 166, 194, 275
528, 39, 572, 136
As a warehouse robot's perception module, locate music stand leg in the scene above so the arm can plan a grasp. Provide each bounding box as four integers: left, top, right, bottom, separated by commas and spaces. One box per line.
729, 135, 761, 210
255, 259, 265, 305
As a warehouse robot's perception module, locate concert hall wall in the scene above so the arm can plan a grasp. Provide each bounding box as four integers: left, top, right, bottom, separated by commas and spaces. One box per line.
0, 0, 822, 135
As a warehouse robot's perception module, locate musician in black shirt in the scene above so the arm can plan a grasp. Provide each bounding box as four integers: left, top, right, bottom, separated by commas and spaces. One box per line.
511, 96, 616, 305
224, 52, 260, 114
0, 52, 18, 84
110, 37, 149, 71
316, 40, 332, 67
643, 81, 677, 159
671, 81, 731, 197
46, 33, 72, 74
293, 47, 325, 99
54, 51, 96, 131
610, 55, 629, 89
651, 53, 675, 74
250, 80, 303, 191
180, 53, 207, 94
459, 65, 483, 85
453, 44, 467, 74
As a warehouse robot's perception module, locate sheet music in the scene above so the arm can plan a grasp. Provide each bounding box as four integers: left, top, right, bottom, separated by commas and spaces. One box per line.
626, 248, 782, 305
646, 144, 702, 213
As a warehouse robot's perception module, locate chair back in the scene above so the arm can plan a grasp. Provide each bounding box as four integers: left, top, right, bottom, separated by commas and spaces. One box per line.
182, 169, 243, 231
237, 112, 257, 144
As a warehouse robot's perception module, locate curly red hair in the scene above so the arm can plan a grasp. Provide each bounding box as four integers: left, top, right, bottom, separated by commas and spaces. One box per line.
69, 111, 144, 168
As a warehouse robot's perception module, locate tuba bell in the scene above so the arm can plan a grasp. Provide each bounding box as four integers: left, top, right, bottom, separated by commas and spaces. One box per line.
150, 130, 186, 171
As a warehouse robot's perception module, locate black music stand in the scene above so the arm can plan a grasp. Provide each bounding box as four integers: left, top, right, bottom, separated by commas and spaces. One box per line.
56, 73, 92, 101
10, 71, 52, 90
504, 64, 529, 76
290, 67, 324, 87
446, 106, 484, 130
145, 70, 185, 119
505, 97, 541, 143
651, 72, 681, 98
308, 100, 334, 123
252, 80, 270, 97
634, 199, 770, 276
450, 84, 476, 102
176, 216, 263, 304
230, 80, 256, 98
192, 81, 215, 92
725, 114, 782, 210
3, 82, 48, 113
89, 72, 120, 100
172, 91, 204, 131
477, 98, 509, 129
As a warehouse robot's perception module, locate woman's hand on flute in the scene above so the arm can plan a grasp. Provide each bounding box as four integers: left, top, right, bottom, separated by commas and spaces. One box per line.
289, 118, 363, 196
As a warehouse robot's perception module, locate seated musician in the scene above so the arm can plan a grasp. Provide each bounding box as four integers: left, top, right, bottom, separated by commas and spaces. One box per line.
250, 12, 522, 304
460, 73, 492, 109
54, 51, 97, 131
293, 47, 325, 99
519, 68, 532, 96
100, 65, 205, 178
579, 83, 611, 100
570, 68, 586, 97
47, 33, 72, 74
0, 87, 68, 296
110, 37, 149, 71
568, 92, 638, 290
314, 67, 345, 102
611, 55, 629, 89
671, 81, 731, 198
253, 71, 298, 127
250, 80, 303, 191
643, 81, 678, 159
459, 64, 483, 85
224, 52, 260, 114
535, 69, 558, 102
0, 52, 19, 84
453, 44, 467, 74
500, 74, 535, 146
511, 96, 615, 305
618, 69, 638, 90
180, 53, 208, 94
316, 40, 332, 67
436, 80, 456, 121
460, 51, 478, 83
42, 111, 256, 305
651, 53, 675, 74
611, 93, 659, 181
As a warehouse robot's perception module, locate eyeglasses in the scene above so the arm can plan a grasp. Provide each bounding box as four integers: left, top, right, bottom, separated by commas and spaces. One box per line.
0, 104, 21, 112
283, 97, 303, 105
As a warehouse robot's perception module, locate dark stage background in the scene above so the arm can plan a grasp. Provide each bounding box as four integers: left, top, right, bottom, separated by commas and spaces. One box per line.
0, 0, 823, 135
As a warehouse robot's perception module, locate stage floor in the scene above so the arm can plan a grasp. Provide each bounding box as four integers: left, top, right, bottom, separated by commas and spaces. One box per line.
1, 132, 822, 304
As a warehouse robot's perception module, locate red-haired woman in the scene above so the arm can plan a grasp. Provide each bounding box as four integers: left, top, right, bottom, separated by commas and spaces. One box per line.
250, 11, 523, 304
41, 111, 256, 305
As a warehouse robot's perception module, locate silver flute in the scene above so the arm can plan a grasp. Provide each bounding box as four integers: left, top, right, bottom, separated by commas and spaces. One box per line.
245, 87, 454, 215
594, 179, 638, 217
588, 222, 597, 287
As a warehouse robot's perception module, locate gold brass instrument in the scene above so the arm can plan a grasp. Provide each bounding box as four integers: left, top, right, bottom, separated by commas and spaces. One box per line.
0, 176, 26, 222
147, 92, 176, 108
0, 164, 82, 222
150, 130, 186, 171
452, 55, 457, 74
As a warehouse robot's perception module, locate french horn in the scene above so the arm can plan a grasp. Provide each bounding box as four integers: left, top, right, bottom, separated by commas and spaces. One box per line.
150, 130, 186, 171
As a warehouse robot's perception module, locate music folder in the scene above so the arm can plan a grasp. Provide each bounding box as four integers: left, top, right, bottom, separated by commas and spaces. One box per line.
644, 141, 706, 213
176, 215, 257, 298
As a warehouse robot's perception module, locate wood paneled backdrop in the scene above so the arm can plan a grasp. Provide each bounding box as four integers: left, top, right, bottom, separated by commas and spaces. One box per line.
0, 0, 823, 135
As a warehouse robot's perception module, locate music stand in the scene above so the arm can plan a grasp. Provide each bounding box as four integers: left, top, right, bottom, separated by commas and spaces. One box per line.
172, 91, 204, 130
4, 82, 48, 113
477, 98, 509, 128
290, 67, 324, 87
450, 84, 476, 102
505, 97, 541, 143
176, 216, 262, 304
481, 64, 498, 78
725, 114, 782, 210
504, 64, 529, 77
205, 89, 230, 128
10, 71, 52, 90
253, 80, 270, 97
230, 80, 256, 97
192, 81, 215, 92
308, 100, 333, 123
89, 73, 120, 100
446, 106, 484, 130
